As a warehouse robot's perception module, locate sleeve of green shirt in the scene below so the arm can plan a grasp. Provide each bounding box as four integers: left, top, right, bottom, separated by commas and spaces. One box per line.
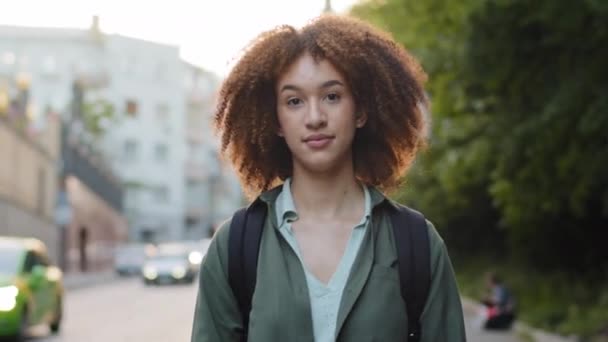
420, 221, 467, 342
191, 220, 244, 342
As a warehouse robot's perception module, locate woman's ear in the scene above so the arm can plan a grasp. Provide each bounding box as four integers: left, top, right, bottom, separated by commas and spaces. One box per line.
356, 112, 367, 128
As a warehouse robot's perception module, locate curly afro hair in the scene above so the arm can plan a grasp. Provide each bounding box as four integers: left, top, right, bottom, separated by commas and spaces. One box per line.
214, 14, 428, 196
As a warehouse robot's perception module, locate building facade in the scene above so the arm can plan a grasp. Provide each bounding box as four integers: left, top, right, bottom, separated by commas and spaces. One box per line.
98, 34, 187, 243
182, 63, 244, 239
1, 17, 244, 244
0, 21, 129, 271
59, 118, 127, 272
0, 105, 61, 263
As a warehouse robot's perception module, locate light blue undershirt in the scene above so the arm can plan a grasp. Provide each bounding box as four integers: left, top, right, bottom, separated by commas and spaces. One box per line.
275, 178, 371, 342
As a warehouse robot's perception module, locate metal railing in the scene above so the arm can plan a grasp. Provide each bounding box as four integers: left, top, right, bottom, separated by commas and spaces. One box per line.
60, 121, 123, 212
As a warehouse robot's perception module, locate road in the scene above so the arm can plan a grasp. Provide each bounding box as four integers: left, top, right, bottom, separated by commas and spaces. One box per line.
31, 278, 197, 342
26, 278, 520, 341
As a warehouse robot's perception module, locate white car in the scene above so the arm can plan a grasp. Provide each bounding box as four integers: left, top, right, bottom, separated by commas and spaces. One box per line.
141, 252, 196, 285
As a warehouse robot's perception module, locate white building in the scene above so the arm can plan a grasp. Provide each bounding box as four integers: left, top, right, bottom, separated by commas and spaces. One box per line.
0, 17, 243, 243
182, 63, 245, 239
100, 33, 187, 243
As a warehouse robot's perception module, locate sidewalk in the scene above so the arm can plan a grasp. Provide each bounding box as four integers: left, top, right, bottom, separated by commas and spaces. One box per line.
462, 298, 577, 342
62, 270, 122, 290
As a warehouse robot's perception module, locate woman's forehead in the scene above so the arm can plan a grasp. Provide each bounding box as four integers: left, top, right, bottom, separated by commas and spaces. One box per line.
277, 53, 346, 90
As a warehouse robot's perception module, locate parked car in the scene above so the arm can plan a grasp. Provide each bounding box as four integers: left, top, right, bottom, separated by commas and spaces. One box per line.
176, 239, 211, 267
141, 250, 197, 285
0, 236, 63, 341
114, 243, 156, 276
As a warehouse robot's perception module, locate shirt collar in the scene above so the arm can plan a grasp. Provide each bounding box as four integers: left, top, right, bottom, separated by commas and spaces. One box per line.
275, 178, 298, 227
274, 178, 372, 230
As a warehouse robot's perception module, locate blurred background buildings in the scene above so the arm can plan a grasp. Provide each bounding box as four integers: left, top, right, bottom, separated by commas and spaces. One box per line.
0, 16, 244, 273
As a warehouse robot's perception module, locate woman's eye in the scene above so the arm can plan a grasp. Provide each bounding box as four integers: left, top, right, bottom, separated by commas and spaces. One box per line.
326, 93, 341, 102
287, 98, 302, 106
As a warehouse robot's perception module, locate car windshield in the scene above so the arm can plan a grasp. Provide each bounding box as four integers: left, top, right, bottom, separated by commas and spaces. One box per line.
149, 254, 186, 264
116, 246, 144, 257
0, 247, 22, 275
117, 246, 142, 254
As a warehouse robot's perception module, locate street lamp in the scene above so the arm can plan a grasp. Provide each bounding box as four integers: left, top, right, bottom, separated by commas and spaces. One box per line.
323, 0, 333, 13
15, 73, 31, 90
16, 73, 30, 107
0, 87, 8, 115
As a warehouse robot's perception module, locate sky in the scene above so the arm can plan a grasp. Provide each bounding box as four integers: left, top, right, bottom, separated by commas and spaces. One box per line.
0, 0, 360, 76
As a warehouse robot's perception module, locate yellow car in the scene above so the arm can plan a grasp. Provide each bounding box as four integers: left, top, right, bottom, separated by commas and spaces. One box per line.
0, 237, 63, 340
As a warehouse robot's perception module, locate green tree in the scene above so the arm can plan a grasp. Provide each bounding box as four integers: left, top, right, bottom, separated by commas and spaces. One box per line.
352, 0, 608, 272
353, 1, 608, 334
352, 0, 506, 257
462, 0, 608, 271
82, 99, 117, 138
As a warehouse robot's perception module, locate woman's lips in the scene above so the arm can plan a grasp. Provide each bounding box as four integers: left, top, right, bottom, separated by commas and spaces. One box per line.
304, 136, 334, 149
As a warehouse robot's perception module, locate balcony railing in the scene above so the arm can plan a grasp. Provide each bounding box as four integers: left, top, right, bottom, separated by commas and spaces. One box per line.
60, 121, 123, 212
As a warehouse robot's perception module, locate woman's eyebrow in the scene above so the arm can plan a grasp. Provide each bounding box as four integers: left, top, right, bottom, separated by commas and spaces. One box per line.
280, 80, 344, 94
319, 80, 344, 89
280, 84, 301, 93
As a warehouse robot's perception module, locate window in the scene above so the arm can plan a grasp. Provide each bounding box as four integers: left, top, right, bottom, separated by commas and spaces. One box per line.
19, 56, 29, 69
2, 52, 15, 65
42, 55, 57, 76
156, 103, 168, 118
188, 141, 203, 158
121, 56, 137, 74
185, 216, 200, 227
156, 103, 170, 132
23, 252, 36, 273
125, 99, 138, 117
125, 185, 141, 209
140, 229, 156, 243
154, 143, 168, 162
22, 251, 48, 273
156, 62, 168, 81
152, 186, 169, 203
124, 140, 139, 160
184, 74, 194, 89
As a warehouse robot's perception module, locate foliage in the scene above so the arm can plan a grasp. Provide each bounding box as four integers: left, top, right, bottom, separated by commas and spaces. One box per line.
352, 0, 608, 336
455, 259, 608, 337
82, 99, 117, 138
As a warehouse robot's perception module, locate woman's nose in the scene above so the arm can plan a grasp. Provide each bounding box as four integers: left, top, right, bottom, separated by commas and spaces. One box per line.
305, 101, 327, 129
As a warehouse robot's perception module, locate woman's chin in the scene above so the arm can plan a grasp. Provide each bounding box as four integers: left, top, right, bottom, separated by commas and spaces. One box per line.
294, 156, 349, 175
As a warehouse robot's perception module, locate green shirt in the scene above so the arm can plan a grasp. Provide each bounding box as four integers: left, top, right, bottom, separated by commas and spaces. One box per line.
191, 186, 466, 342
275, 178, 372, 341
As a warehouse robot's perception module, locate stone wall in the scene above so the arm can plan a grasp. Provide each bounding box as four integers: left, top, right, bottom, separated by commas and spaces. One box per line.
0, 198, 59, 263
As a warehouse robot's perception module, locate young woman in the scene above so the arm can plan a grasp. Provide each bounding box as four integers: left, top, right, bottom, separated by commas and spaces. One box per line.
191, 15, 465, 342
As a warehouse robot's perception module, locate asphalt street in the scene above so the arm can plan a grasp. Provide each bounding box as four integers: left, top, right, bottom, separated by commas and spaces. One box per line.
26, 278, 520, 341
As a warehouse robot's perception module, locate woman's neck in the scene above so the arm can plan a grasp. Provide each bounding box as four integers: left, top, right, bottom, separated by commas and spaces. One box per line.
290, 162, 364, 221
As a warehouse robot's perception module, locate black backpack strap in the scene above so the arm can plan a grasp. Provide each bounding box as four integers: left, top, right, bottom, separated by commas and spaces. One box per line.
228, 199, 267, 341
388, 203, 431, 342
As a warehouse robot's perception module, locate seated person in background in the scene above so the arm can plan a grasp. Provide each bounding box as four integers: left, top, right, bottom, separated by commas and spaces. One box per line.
481, 272, 516, 330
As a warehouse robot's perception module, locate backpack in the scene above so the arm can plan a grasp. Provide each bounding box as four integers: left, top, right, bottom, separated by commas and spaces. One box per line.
228, 197, 431, 342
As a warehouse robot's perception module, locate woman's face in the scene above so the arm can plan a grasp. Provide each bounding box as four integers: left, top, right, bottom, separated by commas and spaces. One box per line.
275, 53, 365, 175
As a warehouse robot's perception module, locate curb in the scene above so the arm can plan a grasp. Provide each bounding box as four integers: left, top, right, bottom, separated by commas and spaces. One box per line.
462, 297, 577, 342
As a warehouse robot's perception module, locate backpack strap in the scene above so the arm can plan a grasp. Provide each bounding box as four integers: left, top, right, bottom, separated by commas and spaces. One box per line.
388, 203, 431, 342
228, 199, 267, 341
